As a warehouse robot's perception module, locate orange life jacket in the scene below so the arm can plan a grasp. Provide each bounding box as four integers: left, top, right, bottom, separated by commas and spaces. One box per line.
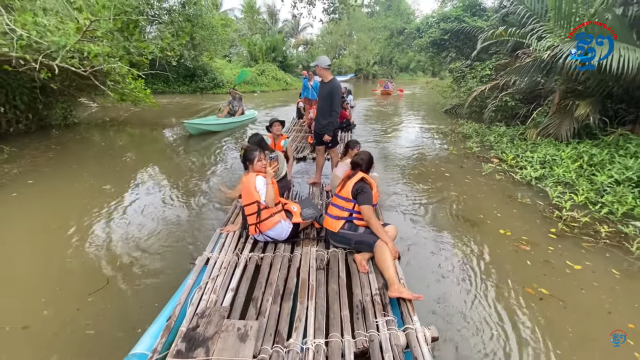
240, 173, 304, 236
266, 134, 288, 153
323, 171, 379, 232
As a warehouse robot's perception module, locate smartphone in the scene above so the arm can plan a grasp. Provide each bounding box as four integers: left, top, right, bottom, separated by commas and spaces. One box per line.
268, 153, 277, 162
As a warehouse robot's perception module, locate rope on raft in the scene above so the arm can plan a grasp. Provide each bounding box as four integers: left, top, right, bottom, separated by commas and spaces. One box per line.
153, 314, 433, 360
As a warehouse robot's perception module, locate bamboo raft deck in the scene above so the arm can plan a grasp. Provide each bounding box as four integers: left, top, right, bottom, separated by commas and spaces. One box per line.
148, 185, 439, 360
284, 117, 353, 161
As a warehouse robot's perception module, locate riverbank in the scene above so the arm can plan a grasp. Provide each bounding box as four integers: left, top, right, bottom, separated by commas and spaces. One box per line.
448, 121, 640, 254
145, 62, 300, 95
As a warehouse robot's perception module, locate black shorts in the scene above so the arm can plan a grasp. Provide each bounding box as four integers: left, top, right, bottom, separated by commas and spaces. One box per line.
327, 222, 391, 253
313, 130, 339, 150
276, 176, 291, 197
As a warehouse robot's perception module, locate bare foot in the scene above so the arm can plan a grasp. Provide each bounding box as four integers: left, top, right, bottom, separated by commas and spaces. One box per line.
388, 285, 424, 301
353, 253, 371, 273
324, 184, 332, 192
308, 177, 321, 185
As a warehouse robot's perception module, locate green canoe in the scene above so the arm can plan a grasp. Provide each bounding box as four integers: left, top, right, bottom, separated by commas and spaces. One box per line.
182, 110, 258, 135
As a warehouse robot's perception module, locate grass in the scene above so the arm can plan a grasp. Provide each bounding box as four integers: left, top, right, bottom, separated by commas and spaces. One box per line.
449, 121, 640, 254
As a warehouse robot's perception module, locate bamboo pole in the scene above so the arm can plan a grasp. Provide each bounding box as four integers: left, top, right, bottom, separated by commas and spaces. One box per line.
221, 236, 255, 307
254, 242, 287, 355
346, 253, 368, 355
305, 239, 317, 360
246, 242, 276, 320
162, 209, 242, 358
338, 250, 354, 360
257, 243, 292, 358
359, 270, 382, 360
327, 248, 341, 360
149, 254, 208, 359
374, 267, 406, 360
286, 240, 312, 360
395, 263, 434, 360
312, 241, 327, 360
368, 261, 393, 360
229, 241, 264, 319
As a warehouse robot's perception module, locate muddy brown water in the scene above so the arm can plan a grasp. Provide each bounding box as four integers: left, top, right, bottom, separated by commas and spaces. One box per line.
1, 81, 639, 360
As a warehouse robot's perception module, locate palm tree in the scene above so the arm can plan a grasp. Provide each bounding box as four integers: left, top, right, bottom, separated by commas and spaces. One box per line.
282, 14, 314, 40
462, 0, 640, 141
262, 2, 285, 33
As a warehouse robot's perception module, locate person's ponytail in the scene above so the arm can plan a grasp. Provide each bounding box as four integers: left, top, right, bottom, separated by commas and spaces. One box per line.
336, 151, 374, 192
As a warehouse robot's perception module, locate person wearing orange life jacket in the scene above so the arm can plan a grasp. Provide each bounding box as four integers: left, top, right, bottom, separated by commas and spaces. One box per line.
265, 118, 294, 173
323, 151, 423, 301
221, 145, 314, 241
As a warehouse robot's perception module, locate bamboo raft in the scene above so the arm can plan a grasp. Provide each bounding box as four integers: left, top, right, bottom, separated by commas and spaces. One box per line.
284, 117, 353, 161
145, 185, 439, 360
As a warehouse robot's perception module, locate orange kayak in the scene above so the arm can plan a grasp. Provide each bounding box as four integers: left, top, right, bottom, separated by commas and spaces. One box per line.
380, 89, 394, 95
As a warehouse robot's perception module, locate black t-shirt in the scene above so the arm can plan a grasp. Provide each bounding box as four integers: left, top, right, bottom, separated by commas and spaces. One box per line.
352, 180, 374, 207
314, 76, 342, 136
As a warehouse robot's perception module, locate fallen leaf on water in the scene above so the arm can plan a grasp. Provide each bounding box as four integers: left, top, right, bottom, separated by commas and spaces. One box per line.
525, 287, 535, 295
634, 352, 640, 360
499, 230, 505, 234
516, 244, 530, 251
566, 260, 582, 270
612, 269, 621, 275
539, 288, 550, 295
585, 262, 592, 265
630, 324, 636, 329
445, 173, 450, 176
548, 247, 554, 250
550, 228, 557, 232
527, 260, 531, 265
628, 339, 635, 345
548, 234, 557, 238
582, 243, 595, 247
506, 232, 512, 235
522, 236, 528, 240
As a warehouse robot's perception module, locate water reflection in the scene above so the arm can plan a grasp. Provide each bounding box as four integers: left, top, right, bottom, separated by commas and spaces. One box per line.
85, 165, 190, 290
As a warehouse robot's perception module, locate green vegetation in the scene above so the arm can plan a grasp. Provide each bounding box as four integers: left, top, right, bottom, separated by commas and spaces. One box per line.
451, 122, 640, 251
0, 0, 307, 135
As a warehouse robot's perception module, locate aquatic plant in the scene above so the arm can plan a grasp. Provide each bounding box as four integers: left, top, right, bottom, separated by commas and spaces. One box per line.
452, 121, 640, 252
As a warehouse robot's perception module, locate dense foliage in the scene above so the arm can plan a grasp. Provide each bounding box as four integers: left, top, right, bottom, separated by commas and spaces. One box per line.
451, 122, 640, 251
0, 0, 306, 135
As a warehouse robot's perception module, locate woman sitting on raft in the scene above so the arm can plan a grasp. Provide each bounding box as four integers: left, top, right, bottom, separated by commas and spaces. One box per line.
338, 99, 354, 130
323, 151, 423, 300
220, 133, 291, 199
330, 140, 360, 193
221, 145, 313, 240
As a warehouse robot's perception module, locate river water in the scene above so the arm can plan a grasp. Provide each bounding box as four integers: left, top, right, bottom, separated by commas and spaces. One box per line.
1, 81, 639, 360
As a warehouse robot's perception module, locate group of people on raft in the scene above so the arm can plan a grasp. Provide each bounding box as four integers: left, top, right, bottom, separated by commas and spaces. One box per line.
218, 115, 421, 301
298, 70, 356, 134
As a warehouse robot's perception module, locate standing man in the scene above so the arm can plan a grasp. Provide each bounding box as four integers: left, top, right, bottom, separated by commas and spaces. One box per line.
307, 55, 342, 190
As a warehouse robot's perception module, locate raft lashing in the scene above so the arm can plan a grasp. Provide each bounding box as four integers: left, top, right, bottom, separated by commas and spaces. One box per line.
129, 185, 439, 360
283, 116, 353, 160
